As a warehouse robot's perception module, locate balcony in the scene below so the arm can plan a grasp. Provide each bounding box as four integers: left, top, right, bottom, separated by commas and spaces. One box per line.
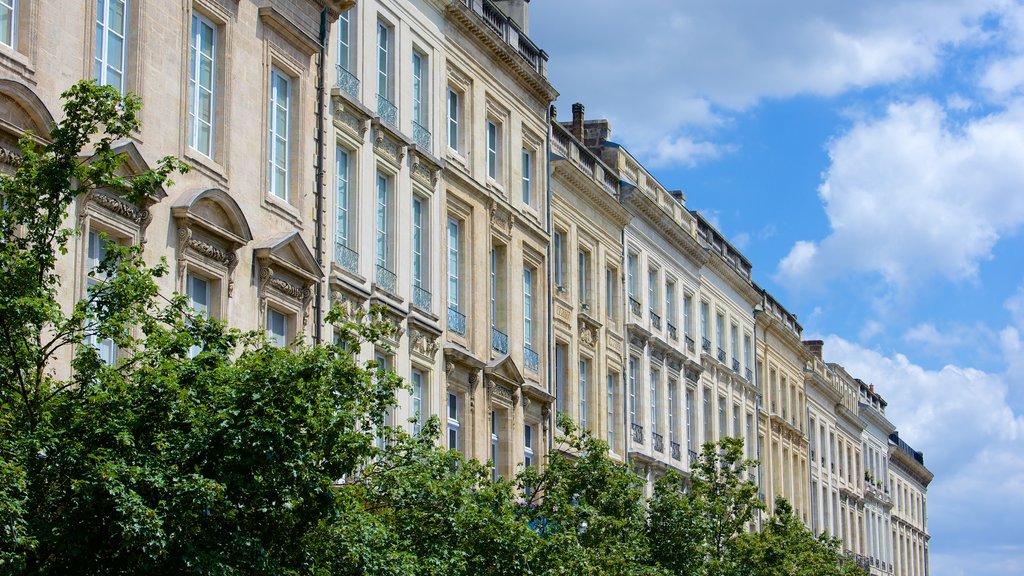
375, 264, 397, 295
653, 432, 664, 453
688, 449, 698, 466
447, 306, 466, 336
650, 310, 661, 329
377, 94, 398, 128
671, 441, 681, 460
685, 335, 695, 353
717, 348, 727, 363
524, 345, 539, 372
745, 367, 753, 382
412, 120, 431, 150
412, 284, 431, 313
631, 423, 644, 443
336, 65, 359, 98
629, 297, 642, 317
455, 0, 548, 77
667, 322, 677, 340
732, 358, 740, 373
491, 326, 508, 354
702, 337, 711, 353
335, 241, 358, 274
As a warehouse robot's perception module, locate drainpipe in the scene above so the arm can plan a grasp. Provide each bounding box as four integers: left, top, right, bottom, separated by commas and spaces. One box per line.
753, 302, 764, 525
546, 104, 554, 454
313, 8, 328, 345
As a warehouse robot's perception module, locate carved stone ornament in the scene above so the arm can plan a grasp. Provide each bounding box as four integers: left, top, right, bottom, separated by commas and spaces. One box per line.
668, 358, 683, 373
629, 334, 648, 350
410, 153, 440, 188
579, 322, 596, 348
410, 328, 440, 357
651, 347, 666, 363
445, 359, 456, 378
492, 383, 514, 403
490, 203, 515, 236
85, 191, 152, 228
0, 146, 22, 167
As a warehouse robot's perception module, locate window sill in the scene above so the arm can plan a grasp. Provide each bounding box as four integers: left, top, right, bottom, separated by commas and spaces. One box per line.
184, 147, 228, 185
263, 193, 303, 228
0, 45, 35, 80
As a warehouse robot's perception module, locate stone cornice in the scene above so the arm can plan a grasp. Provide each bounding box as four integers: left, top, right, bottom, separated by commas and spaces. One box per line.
624, 188, 708, 268
551, 159, 631, 228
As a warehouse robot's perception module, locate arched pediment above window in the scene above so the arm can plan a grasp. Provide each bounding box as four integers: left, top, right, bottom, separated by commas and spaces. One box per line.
0, 79, 53, 169
171, 187, 253, 299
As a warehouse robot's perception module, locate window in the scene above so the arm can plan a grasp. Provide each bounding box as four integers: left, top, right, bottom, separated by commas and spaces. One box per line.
447, 217, 460, 312
650, 369, 659, 433
186, 273, 210, 358
685, 388, 695, 451
605, 267, 617, 321
732, 403, 740, 438
267, 308, 288, 347
188, 13, 216, 157
524, 424, 534, 468
337, 8, 352, 72
521, 149, 533, 205
718, 396, 726, 439
700, 301, 709, 344
607, 373, 617, 447
579, 358, 589, 430
447, 88, 460, 152
490, 247, 507, 336
703, 388, 713, 442
629, 357, 638, 426
746, 413, 754, 457
376, 21, 391, 102
491, 410, 501, 481
411, 369, 424, 434
412, 196, 426, 289
552, 229, 565, 289
684, 294, 692, 337
523, 266, 534, 350
486, 120, 499, 181
731, 324, 739, 366
665, 281, 675, 328
627, 252, 639, 299
555, 342, 567, 413
335, 147, 352, 260
0, 0, 14, 48
85, 231, 117, 365
447, 392, 460, 451
743, 334, 752, 376
716, 312, 725, 354
95, 0, 128, 93
578, 250, 590, 307
648, 269, 657, 312
268, 69, 290, 200
668, 379, 678, 442
412, 51, 427, 132
375, 172, 393, 273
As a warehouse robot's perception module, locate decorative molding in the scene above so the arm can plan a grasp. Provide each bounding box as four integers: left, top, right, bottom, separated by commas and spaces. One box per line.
410, 327, 440, 357
0, 146, 22, 167
85, 191, 152, 228
579, 321, 596, 348
410, 152, 441, 188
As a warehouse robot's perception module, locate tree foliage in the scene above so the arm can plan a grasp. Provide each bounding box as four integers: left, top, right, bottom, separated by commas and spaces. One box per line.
0, 82, 865, 575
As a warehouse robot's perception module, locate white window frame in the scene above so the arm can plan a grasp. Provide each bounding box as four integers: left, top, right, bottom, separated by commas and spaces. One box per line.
650, 369, 659, 433
491, 410, 500, 481
412, 50, 427, 129
579, 358, 588, 430
668, 378, 677, 443
629, 357, 638, 426
486, 119, 499, 181
0, 0, 16, 49
268, 68, 291, 201
85, 230, 117, 365
686, 387, 695, 451
447, 217, 460, 312
578, 249, 590, 306
376, 20, 391, 102
447, 392, 460, 451
266, 307, 288, 347
337, 8, 352, 72
412, 196, 426, 289
186, 272, 211, 358
447, 88, 460, 153
524, 424, 534, 468
336, 146, 351, 248
521, 148, 532, 205
95, 0, 128, 93
188, 12, 217, 158
523, 266, 534, 349
375, 171, 391, 271
607, 373, 616, 446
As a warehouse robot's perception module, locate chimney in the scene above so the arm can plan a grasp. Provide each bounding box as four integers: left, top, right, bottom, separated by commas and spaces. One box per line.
803, 339, 824, 360
491, 0, 530, 34
583, 119, 612, 147
571, 102, 584, 141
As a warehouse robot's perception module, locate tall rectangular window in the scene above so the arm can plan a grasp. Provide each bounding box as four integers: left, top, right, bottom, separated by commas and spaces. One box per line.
86, 231, 116, 365
447, 393, 460, 451
188, 14, 216, 157
95, 0, 128, 93
703, 387, 712, 442
579, 359, 589, 430
648, 269, 657, 312
0, 0, 15, 48
666, 281, 676, 327
743, 334, 752, 375
700, 301, 709, 342
268, 69, 290, 200
607, 373, 617, 447
686, 388, 695, 451
627, 252, 639, 298
555, 342, 567, 413
578, 250, 590, 306
486, 120, 499, 181
447, 218, 460, 311
718, 396, 726, 439
746, 413, 754, 459
629, 357, 638, 426
186, 273, 210, 358
668, 379, 678, 442
731, 324, 739, 365
553, 230, 565, 288
606, 267, 616, 320
412, 51, 426, 127
716, 312, 726, 352
447, 88, 460, 152
376, 21, 390, 101
337, 9, 351, 72
491, 410, 501, 481
523, 267, 534, 350
684, 294, 692, 337
650, 369, 659, 434
733, 403, 741, 438
524, 424, 534, 468
521, 149, 532, 204
335, 147, 351, 248
412, 197, 425, 288
267, 308, 287, 347
375, 173, 391, 270
411, 369, 424, 434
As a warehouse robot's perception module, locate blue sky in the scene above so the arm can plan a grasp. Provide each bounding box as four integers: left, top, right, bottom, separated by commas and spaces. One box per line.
531, 1, 1024, 574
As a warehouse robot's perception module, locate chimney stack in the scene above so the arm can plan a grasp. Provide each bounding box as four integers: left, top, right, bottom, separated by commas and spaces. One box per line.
571, 102, 585, 141
803, 339, 824, 360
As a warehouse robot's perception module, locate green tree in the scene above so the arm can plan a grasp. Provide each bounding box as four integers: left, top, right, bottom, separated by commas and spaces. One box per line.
730, 497, 864, 576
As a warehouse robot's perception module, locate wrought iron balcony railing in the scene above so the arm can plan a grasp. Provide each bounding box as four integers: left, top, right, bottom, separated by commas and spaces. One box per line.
688, 449, 698, 466
375, 264, 397, 295
685, 335, 695, 353
335, 241, 358, 273
447, 306, 466, 336
671, 441, 681, 460
491, 326, 508, 354
377, 94, 398, 128
732, 358, 740, 372
336, 65, 359, 98
629, 297, 641, 317
412, 120, 431, 150
650, 310, 661, 329
702, 337, 711, 353
653, 432, 664, 453
745, 367, 753, 382
717, 348, 727, 363
631, 423, 644, 443
524, 345, 539, 372
667, 322, 677, 340
412, 284, 431, 313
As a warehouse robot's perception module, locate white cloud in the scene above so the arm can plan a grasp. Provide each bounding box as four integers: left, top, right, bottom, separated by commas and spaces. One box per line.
822, 334, 1024, 572
532, 0, 1002, 164
777, 98, 1024, 290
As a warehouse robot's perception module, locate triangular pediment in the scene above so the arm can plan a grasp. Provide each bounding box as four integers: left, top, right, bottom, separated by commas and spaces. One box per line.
254, 231, 323, 282
485, 354, 526, 386
109, 140, 167, 201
